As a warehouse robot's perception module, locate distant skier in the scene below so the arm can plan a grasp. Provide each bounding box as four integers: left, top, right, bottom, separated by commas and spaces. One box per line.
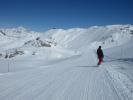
97, 46, 104, 65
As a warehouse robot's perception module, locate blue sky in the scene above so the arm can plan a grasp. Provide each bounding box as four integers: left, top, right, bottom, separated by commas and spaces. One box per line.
0, 0, 133, 32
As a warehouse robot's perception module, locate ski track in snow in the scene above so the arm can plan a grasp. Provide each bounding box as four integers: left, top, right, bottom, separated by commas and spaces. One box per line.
104, 62, 133, 100
0, 61, 123, 100
0, 52, 132, 100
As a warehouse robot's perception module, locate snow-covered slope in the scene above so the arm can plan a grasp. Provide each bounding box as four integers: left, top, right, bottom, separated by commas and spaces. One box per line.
0, 25, 133, 100
0, 27, 39, 51
0, 25, 133, 66
44, 25, 133, 50
0, 27, 70, 60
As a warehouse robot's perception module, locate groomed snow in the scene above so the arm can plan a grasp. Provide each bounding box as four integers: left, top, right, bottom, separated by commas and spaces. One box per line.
0, 25, 133, 100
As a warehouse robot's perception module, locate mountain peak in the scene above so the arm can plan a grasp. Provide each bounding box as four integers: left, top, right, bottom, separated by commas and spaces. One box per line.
16, 26, 27, 31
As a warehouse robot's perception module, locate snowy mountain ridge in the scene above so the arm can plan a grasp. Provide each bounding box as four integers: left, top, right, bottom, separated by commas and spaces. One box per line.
0, 24, 133, 59
44, 24, 133, 49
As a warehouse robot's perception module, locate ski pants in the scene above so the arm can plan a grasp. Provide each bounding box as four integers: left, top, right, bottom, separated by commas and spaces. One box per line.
98, 57, 103, 65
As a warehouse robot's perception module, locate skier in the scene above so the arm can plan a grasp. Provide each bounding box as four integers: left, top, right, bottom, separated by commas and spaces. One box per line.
97, 46, 104, 65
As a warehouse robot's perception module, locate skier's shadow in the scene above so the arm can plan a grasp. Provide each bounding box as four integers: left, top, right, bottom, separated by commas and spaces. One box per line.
77, 65, 98, 68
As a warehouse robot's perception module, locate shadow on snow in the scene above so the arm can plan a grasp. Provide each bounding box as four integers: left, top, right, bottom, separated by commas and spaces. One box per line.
77, 65, 98, 68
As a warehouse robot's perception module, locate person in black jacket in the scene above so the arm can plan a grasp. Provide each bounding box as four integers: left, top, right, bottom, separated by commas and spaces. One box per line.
97, 46, 104, 65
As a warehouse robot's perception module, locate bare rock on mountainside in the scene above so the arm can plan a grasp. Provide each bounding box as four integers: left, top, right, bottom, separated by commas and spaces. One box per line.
4, 50, 24, 59
0, 30, 6, 35
23, 37, 56, 47
130, 30, 133, 34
